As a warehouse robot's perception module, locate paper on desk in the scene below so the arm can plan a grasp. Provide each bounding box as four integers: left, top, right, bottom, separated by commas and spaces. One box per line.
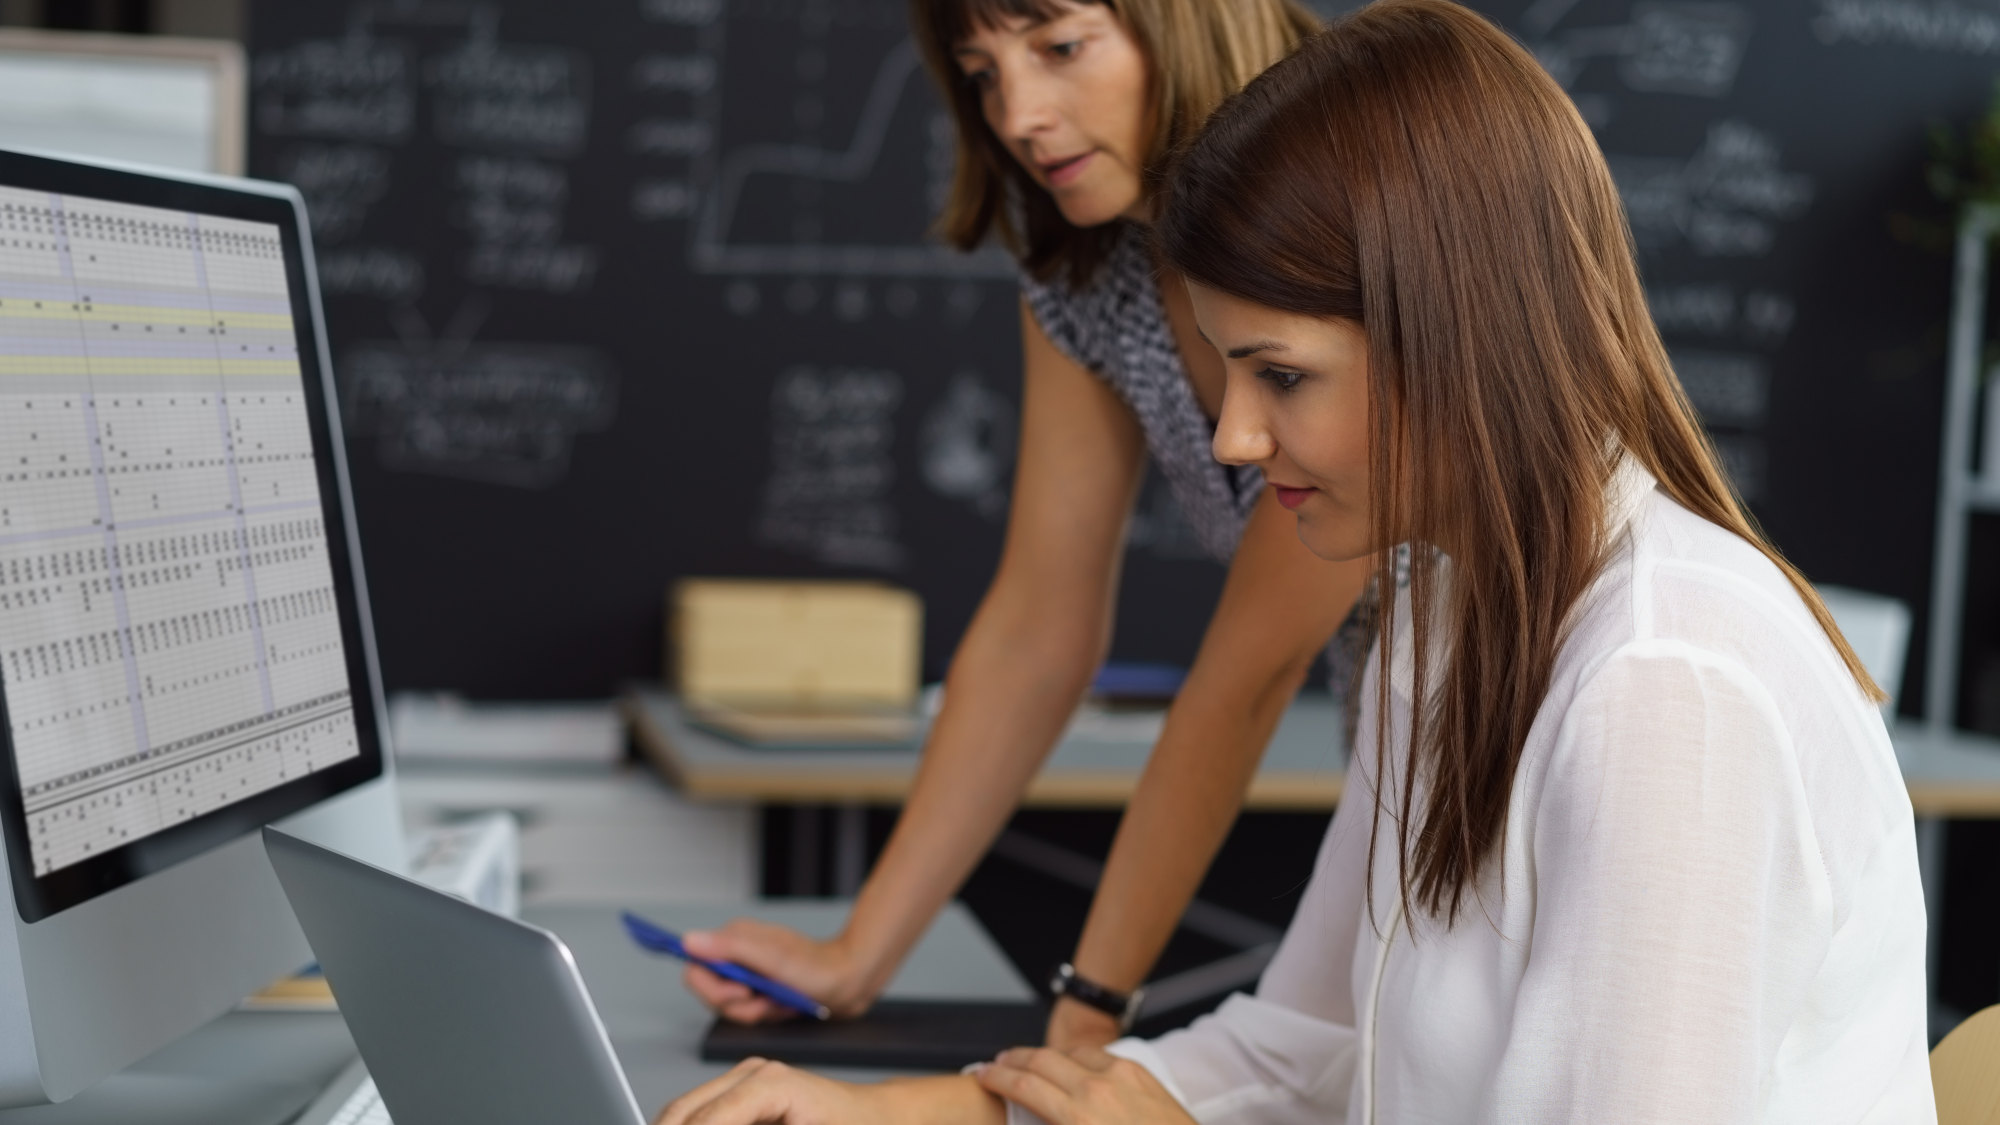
390, 694, 624, 764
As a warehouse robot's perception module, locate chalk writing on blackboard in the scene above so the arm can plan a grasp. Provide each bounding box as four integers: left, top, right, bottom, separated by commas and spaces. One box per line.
1609, 120, 1814, 257
1651, 283, 1798, 346
757, 365, 906, 570
254, 38, 415, 142
428, 40, 592, 157
633, 178, 700, 220
642, 0, 723, 25
1652, 282, 1736, 336
920, 371, 1015, 520
452, 155, 599, 293
1673, 349, 1772, 427
316, 246, 425, 301
633, 53, 716, 94
341, 342, 617, 487
1814, 0, 2000, 55
276, 143, 392, 243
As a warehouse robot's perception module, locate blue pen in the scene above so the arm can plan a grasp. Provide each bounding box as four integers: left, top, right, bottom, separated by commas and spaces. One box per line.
621, 911, 832, 1020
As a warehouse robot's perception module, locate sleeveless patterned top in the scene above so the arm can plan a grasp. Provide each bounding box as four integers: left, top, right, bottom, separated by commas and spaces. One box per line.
1018, 223, 1376, 696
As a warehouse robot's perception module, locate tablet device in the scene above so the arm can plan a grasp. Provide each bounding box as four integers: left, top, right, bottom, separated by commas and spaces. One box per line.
700, 1000, 1048, 1071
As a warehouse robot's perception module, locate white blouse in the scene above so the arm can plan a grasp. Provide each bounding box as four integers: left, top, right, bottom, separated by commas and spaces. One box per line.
1013, 461, 1935, 1124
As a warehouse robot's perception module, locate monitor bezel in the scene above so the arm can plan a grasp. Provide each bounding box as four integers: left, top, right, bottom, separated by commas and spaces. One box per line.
0, 149, 388, 924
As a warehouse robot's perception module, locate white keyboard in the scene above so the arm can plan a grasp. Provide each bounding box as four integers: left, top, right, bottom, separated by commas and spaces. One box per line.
324, 1076, 390, 1125
294, 1061, 391, 1125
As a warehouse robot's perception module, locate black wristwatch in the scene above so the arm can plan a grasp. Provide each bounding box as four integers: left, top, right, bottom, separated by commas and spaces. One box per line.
1048, 962, 1146, 1032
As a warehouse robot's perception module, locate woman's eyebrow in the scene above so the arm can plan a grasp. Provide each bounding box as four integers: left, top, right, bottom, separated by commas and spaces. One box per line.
1226, 340, 1290, 359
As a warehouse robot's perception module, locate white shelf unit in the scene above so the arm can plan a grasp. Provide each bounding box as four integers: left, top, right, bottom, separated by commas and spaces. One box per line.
1927, 205, 2000, 730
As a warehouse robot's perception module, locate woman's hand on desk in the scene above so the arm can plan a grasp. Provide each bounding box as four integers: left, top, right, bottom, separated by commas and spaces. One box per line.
681, 919, 873, 1023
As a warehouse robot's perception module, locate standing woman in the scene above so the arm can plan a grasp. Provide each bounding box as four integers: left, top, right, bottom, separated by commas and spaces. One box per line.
659, 0, 1934, 1121
679, 0, 1366, 1050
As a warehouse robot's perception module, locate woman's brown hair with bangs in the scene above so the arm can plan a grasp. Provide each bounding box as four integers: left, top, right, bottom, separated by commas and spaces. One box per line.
1157, 0, 1884, 925
911, 0, 1317, 285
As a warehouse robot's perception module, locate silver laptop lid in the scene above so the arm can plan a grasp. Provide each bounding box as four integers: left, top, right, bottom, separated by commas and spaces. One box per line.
263, 827, 645, 1125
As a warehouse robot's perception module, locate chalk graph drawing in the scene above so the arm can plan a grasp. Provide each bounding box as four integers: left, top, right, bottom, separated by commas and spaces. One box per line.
1608, 120, 1814, 256
682, 9, 1013, 279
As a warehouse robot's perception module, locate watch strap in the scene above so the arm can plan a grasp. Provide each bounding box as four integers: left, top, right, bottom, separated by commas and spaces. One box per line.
1048, 962, 1145, 1031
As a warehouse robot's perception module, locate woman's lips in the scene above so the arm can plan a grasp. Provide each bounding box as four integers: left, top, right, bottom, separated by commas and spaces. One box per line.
1273, 485, 1314, 511
1044, 151, 1094, 187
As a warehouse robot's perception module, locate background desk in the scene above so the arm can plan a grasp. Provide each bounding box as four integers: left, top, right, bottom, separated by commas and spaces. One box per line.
625, 690, 1349, 809
629, 688, 2000, 817
0, 901, 1028, 1125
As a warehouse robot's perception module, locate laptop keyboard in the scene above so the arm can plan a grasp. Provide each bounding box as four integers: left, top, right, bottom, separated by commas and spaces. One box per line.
327, 1076, 391, 1125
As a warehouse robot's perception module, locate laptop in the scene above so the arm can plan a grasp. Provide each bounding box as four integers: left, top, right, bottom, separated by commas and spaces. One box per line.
263, 827, 647, 1125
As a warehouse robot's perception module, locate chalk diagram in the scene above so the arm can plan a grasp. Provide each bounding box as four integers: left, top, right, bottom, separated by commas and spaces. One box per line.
1608, 119, 1815, 257
919, 371, 1014, 521
636, 0, 1010, 280
256, 4, 617, 487
340, 301, 618, 489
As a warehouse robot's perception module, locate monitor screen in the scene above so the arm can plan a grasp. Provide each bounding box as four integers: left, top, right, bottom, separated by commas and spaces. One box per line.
0, 154, 384, 922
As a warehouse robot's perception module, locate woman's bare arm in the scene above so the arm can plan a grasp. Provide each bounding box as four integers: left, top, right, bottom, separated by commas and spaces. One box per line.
684, 301, 1148, 1017
1048, 489, 1369, 1047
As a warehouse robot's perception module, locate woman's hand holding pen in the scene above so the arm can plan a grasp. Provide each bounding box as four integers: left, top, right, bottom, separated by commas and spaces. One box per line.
680, 919, 876, 1023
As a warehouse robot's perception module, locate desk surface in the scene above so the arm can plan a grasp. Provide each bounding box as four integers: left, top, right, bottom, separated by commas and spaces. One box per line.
0, 900, 1028, 1125
630, 690, 2000, 818
627, 690, 1349, 809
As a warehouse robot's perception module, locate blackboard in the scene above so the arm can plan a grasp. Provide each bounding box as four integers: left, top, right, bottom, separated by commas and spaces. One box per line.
246, 0, 1992, 704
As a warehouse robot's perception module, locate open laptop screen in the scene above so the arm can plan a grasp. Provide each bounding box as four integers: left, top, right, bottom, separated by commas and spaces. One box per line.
0, 150, 385, 922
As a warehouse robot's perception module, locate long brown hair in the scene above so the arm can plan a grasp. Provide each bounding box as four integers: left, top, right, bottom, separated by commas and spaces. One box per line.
910, 0, 1317, 284
1157, 0, 1883, 925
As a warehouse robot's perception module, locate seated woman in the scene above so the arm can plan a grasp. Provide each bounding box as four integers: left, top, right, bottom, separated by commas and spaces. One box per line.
657, 1, 1936, 1121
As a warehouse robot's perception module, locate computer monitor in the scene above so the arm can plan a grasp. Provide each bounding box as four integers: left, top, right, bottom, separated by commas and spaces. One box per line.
0, 148, 404, 1107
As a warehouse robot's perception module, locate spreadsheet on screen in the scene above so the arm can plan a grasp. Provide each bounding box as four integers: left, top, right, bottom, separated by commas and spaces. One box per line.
0, 186, 356, 876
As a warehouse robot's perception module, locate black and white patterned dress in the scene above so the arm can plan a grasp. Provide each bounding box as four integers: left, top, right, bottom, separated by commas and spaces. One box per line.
1018, 223, 1377, 696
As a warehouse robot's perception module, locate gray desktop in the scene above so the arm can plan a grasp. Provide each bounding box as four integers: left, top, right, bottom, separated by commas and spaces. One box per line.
0, 147, 404, 1107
